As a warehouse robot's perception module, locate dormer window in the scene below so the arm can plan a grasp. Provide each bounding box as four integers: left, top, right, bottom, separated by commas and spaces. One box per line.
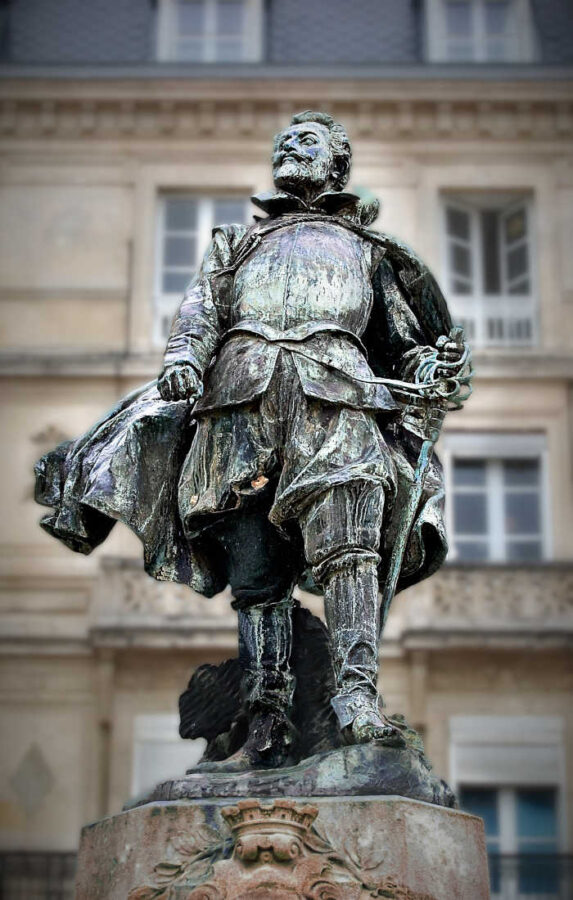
156, 0, 263, 62
426, 0, 536, 63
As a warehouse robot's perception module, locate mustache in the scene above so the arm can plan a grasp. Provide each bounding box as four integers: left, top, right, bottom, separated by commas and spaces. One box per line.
273, 150, 308, 166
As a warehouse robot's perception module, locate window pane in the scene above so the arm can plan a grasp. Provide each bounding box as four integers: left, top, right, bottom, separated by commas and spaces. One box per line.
459, 788, 499, 836
508, 278, 530, 295
214, 38, 243, 60
445, 1, 472, 36
163, 270, 193, 294
165, 197, 197, 231
178, 0, 205, 34
454, 460, 486, 487
455, 540, 489, 561
451, 243, 472, 278
517, 789, 557, 839
504, 208, 527, 243
215, 0, 244, 35
507, 244, 529, 281
214, 199, 246, 225
481, 210, 501, 295
517, 852, 559, 896
452, 278, 472, 294
504, 460, 539, 488
485, 0, 510, 35
164, 236, 195, 267
454, 494, 487, 535
506, 540, 542, 561
486, 38, 511, 61
505, 492, 540, 535
446, 41, 474, 61
488, 853, 502, 896
446, 206, 470, 240
176, 38, 205, 60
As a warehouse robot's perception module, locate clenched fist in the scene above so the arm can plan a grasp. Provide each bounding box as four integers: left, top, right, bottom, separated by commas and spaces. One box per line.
157, 363, 203, 403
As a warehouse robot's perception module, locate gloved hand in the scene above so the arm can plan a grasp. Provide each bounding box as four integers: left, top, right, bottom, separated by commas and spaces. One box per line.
157, 362, 203, 403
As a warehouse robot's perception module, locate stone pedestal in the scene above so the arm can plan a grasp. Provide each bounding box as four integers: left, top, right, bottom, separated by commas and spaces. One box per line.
75, 796, 489, 899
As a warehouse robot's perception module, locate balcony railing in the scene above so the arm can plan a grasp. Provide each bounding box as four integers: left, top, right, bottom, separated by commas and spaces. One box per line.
0, 852, 76, 900
396, 562, 573, 648
90, 559, 573, 650
451, 294, 536, 349
490, 854, 573, 899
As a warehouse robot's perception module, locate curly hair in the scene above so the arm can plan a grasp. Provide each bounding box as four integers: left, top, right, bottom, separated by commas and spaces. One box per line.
274, 110, 352, 191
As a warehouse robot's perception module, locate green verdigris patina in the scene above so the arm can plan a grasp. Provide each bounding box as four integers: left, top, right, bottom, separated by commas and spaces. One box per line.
35, 112, 472, 787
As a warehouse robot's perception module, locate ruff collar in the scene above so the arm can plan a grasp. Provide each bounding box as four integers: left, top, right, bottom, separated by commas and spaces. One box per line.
251, 189, 379, 226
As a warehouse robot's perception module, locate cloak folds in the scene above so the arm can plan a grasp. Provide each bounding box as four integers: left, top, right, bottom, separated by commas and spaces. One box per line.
35, 220, 451, 600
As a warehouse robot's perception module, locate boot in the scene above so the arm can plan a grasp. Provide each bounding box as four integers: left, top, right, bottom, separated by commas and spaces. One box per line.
318, 549, 403, 746
196, 597, 296, 772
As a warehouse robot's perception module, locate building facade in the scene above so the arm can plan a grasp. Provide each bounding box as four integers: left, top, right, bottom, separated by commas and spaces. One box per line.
1, 1, 573, 896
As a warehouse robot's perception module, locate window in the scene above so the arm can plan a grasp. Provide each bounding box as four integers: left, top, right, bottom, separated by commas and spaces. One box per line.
441, 433, 549, 562
157, 0, 263, 62
460, 788, 560, 896
155, 193, 249, 344
132, 715, 206, 796
426, 0, 536, 63
450, 716, 566, 898
443, 193, 535, 347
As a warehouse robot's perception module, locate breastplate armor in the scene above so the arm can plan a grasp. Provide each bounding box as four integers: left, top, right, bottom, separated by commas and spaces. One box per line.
231, 220, 375, 338
194, 218, 398, 416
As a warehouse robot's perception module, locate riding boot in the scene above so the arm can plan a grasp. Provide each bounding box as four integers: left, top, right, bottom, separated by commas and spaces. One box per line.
316, 549, 402, 745
198, 596, 296, 772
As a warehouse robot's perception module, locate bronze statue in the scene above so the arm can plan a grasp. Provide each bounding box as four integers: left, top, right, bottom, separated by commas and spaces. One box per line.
35, 111, 471, 777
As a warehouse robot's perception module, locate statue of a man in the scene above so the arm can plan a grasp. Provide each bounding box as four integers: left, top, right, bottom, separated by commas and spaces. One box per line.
36, 111, 470, 773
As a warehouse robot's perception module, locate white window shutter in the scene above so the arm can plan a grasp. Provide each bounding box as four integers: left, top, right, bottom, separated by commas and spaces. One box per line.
499, 199, 535, 345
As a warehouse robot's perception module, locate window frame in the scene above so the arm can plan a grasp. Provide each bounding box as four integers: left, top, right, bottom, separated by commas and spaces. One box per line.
449, 716, 567, 857
458, 784, 563, 898
154, 192, 250, 346
440, 432, 551, 563
441, 192, 537, 348
156, 0, 264, 63
425, 0, 537, 64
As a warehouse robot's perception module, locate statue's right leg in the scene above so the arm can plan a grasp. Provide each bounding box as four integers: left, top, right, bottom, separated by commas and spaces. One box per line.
198, 503, 301, 772
300, 481, 403, 747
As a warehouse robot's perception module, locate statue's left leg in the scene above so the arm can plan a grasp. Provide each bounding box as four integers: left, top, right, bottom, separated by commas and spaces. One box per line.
197, 502, 301, 771
300, 482, 403, 745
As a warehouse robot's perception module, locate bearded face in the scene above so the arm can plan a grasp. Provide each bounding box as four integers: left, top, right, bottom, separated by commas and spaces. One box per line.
272, 122, 335, 199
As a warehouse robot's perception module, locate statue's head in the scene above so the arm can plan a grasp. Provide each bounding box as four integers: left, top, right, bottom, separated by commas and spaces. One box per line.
272, 110, 352, 200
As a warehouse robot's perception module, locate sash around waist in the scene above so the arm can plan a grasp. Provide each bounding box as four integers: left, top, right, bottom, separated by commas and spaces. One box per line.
194, 325, 400, 415
222, 319, 368, 356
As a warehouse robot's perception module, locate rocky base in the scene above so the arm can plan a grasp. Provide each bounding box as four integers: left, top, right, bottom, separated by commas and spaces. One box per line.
127, 741, 456, 809
75, 796, 489, 899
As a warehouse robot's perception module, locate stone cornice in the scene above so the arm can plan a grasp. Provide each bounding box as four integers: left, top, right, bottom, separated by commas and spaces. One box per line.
2, 63, 573, 84
0, 76, 572, 141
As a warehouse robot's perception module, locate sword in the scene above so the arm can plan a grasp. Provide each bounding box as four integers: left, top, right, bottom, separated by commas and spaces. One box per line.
379, 326, 473, 636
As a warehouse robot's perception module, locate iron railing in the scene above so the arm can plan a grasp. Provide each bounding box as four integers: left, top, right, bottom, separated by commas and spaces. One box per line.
0, 852, 76, 900
490, 854, 573, 899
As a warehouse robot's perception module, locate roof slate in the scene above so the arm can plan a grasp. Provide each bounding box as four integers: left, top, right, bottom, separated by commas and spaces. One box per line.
1, 0, 572, 67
